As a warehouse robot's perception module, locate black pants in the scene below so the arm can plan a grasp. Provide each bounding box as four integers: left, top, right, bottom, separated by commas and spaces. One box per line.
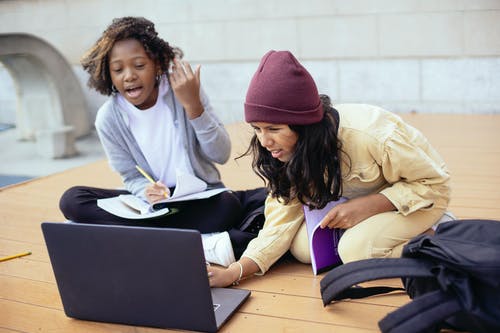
59, 186, 267, 259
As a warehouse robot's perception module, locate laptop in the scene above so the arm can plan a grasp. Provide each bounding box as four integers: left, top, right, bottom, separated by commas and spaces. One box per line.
41, 222, 250, 333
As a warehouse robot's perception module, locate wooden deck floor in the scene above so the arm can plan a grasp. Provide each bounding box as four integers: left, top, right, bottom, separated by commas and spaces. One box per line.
1, 113, 499, 332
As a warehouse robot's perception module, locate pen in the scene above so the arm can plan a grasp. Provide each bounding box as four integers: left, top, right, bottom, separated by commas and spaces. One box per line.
135, 165, 156, 184
0, 251, 32, 262
135, 165, 169, 198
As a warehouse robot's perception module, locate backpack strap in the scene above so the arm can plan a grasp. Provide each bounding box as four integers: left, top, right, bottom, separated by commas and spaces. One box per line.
378, 289, 461, 333
320, 258, 434, 306
333, 285, 405, 301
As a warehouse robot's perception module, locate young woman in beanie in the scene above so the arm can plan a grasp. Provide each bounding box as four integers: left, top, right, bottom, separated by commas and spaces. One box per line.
58, 17, 266, 267
208, 50, 451, 287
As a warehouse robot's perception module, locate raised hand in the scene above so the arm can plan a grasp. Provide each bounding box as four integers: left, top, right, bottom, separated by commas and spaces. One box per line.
169, 58, 204, 119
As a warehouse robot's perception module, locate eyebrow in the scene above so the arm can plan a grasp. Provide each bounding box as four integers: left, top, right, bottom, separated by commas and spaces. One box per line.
109, 55, 148, 64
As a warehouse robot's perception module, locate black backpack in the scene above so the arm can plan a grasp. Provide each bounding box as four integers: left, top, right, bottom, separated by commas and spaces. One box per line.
320, 219, 500, 333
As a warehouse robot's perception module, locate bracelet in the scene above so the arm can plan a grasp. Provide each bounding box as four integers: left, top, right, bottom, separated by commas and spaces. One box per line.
230, 262, 243, 286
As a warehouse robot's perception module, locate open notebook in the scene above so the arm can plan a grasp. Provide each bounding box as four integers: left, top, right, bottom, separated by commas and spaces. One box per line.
97, 171, 227, 219
41, 222, 250, 332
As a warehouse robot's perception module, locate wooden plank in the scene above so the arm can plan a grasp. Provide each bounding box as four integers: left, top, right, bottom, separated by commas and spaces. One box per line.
0, 238, 48, 261
222, 312, 378, 332
0, 258, 54, 284
0, 274, 61, 309
238, 291, 399, 329
241, 275, 409, 307
0, 299, 171, 333
0, 298, 379, 333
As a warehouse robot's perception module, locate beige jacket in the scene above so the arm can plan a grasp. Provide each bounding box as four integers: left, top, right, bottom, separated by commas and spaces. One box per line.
242, 103, 451, 274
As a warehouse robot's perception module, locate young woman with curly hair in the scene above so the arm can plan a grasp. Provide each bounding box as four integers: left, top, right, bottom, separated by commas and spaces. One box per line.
59, 17, 266, 267
208, 50, 453, 287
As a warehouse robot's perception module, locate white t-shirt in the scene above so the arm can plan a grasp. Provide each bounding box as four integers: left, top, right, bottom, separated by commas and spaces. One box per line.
118, 77, 191, 187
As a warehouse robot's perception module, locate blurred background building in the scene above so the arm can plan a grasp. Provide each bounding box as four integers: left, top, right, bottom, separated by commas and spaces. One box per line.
1, 0, 499, 183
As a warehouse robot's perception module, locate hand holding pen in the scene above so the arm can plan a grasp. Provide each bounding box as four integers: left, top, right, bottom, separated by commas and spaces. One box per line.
135, 165, 170, 203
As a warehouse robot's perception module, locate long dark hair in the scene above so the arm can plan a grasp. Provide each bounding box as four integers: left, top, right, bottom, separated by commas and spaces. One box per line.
81, 16, 181, 95
242, 94, 347, 209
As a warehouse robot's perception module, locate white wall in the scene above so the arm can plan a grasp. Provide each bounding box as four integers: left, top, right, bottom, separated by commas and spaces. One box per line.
1, 0, 500, 125
0, 62, 16, 124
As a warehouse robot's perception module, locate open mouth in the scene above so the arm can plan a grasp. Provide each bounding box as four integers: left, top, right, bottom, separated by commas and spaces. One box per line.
125, 86, 142, 99
270, 150, 282, 159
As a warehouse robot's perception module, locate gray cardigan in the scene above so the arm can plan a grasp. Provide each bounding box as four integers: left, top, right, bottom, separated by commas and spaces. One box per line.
95, 86, 231, 199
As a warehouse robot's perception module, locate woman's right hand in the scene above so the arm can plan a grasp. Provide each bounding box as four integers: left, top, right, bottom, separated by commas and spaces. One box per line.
144, 181, 170, 204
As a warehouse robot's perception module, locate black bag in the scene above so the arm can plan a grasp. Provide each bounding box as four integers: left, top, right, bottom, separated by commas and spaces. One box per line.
320, 219, 500, 333
226, 187, 267, 259
234, 187, 267, 236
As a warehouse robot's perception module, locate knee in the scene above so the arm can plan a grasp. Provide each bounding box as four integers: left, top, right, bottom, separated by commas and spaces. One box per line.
338, 231, 395, 263
215, 191, 244, 227
215, 192, 243, 217
290, 240, 311, 264
337, 233, 366, 263
59, 186, 85, 219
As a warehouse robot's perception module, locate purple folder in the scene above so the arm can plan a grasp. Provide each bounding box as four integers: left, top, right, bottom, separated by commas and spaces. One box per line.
304, 197, 347, 275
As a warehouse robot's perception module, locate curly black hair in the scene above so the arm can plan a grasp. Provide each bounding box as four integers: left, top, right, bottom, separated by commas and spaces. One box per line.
242, 94, 349, 209
81, 16, 181, 95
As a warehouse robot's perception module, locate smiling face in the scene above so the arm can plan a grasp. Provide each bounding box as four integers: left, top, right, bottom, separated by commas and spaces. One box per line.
251, 122, 299, 162
108, 38, 160, 110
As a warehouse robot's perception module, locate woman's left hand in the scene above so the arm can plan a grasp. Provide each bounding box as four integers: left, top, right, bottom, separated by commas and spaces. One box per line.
319, 194, 396, 229
169, 58, 204, 119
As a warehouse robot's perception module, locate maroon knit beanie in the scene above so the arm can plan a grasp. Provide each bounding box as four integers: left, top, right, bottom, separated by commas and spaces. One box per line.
244, 50, 323, 125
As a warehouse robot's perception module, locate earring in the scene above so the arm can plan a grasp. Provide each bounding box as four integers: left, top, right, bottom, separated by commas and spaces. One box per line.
111, 85, 118, 93
156, 73, 162, 83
